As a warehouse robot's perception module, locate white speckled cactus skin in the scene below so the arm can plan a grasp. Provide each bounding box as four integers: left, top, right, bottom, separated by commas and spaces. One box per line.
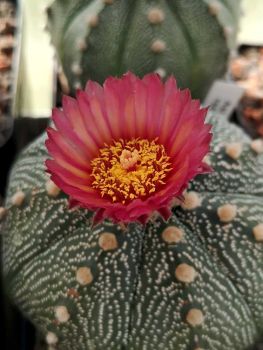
47, 0, 241, 98
2, 113, 263, 350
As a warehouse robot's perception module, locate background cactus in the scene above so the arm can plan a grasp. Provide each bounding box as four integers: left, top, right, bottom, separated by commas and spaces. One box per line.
47, 0, 241, 98
2, 112, 263, 350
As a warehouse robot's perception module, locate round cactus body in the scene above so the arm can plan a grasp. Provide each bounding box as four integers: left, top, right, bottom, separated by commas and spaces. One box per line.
2, 112, 263, 350
47, 0, 241, 98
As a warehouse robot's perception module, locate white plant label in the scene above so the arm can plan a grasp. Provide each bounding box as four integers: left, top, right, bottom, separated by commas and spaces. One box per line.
204, 80, 245, 119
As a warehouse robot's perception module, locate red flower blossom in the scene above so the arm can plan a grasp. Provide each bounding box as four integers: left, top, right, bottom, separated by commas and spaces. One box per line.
45, 72, 212, 224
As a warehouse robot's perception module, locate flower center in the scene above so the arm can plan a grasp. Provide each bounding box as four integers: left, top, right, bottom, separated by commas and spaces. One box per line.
90, 138, 172, 204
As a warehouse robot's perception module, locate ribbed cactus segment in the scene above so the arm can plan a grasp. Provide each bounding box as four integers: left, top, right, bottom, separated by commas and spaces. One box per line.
2, 113, 263, 349
46, 0, 241, 98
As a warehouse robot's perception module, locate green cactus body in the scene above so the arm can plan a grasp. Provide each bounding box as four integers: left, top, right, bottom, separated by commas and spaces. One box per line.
47, 0, 241, 98
2, 113, 263, 349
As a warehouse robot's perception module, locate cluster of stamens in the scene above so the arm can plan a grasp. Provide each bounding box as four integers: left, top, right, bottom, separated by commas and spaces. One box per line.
90, 138, 172, 204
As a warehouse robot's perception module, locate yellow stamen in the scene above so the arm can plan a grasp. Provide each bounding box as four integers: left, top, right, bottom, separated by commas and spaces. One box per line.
90, 138, 172, 204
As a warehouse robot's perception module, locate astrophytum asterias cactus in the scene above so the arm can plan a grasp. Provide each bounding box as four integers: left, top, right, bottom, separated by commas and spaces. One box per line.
2, 108, 263, 349
46, 0, 241, 98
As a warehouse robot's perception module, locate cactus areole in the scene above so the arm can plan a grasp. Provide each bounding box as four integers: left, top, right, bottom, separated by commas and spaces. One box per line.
47, 0, 241, 98
2, 72, 263, 349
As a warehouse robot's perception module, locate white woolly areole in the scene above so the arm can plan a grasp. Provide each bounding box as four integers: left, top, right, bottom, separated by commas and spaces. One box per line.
225, 142, 243, 160
55, 306, 70, 323
99, 232, 118, 251
217, 204, 237, 223
46, 332, 58, 345
147, 8, 165, 24
76, 267, 93, 285
46, 180, 60, 197
251, 139, 263, 154
162, 226, 184, 244
11, 191, 25, 207
175, 263, 197, 283
253, 224, 263, 242
182, 192, 201, 210
186, 309, 205, 326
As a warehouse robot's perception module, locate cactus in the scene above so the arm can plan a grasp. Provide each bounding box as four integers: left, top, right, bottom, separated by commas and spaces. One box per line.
47, 0, 241, 98
2, 110, 263, 349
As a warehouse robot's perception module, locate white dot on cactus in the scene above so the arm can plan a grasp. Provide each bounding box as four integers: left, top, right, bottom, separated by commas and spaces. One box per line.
55, 306, 70, 323
186, 309, 205, 326
0, 207, 7, 221
175, 263, 197, 283
87, 15, 99, 28
99, 232, 118, 251
250, 139, 263, 154
208, 1, 221, 16
162, 226, 184, 244
181, 192, 201, 210
154, 67, 166, 78
76, 267, 93, 285
11, 191, 25, 207
253, 224, 263, 242
46, 180, 60, 198
147, 8, 165, 24
225, 142, 242, 160
151, 39, 166, 53
217, 204, 237, 223
46, 332, 58, 345
71, 63, 83, 76
76, 38, 87, 51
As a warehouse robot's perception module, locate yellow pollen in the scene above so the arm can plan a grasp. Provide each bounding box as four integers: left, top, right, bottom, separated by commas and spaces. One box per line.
90, 138, 172, 204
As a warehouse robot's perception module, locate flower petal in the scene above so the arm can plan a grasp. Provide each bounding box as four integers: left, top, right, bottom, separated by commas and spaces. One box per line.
142, 73, 164, 139
46, 128, 90, 170
52, 108, 91, 158
62, 96, 99, 156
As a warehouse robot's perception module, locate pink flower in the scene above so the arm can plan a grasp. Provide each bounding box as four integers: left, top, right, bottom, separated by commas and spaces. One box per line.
45, 72, 212, 224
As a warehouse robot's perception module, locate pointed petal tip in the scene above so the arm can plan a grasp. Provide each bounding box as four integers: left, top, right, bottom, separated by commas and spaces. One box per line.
201, 162, 214, 173
45, 159, 53, 175
92, 208, 105, 226
143, 72, 163, 84
137, 214, 149, 225
165, 75, 178, 88
85, 79, 103, 94
62, 94, 71, 106
68, 197, 80, 209
123, 71, 137, 79
158, 207, 172, 221
63, 93, 80, 108
46, 125, 54, 133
